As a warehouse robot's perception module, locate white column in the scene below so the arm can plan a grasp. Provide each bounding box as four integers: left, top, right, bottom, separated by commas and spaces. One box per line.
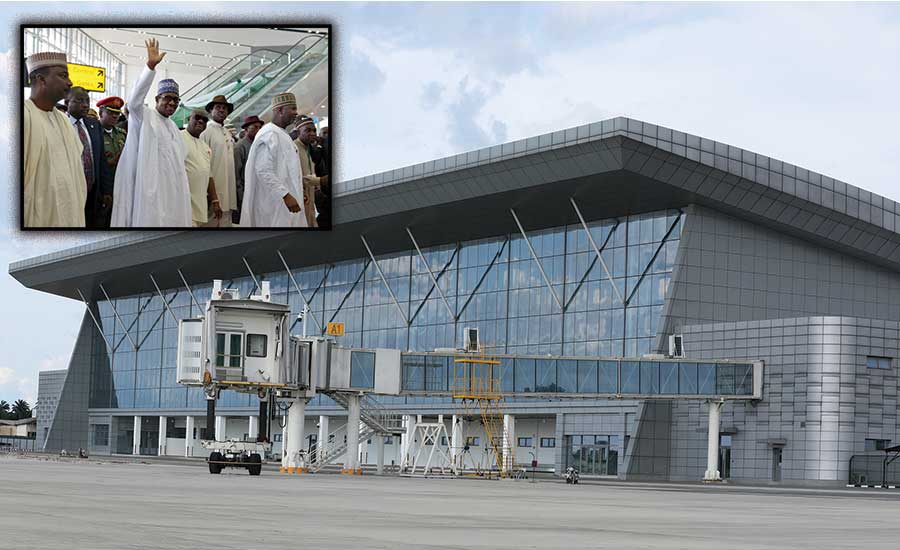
248, 415, 259, 441
502, 414, 516, 474
185, 416, 195, 457
286, 398, 307, 472
132, 416, 141, 455
158, 416, 167, 456
704, 400, 724, 481
376, 432, 385, 475
401, 414, 417, 471
358, 420, 367, 466
344, 395, 361, 473
450, 414, 464, 470
215, 415, 227, 442
317, 415, 329, 464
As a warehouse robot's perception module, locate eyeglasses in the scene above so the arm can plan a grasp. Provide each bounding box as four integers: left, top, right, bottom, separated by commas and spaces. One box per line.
159, 95, 181, 105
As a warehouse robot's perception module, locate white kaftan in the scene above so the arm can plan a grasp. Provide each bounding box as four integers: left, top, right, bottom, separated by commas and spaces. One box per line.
23, 99, 87, 228
110, 66, 191, 227
241, 123, 308, 228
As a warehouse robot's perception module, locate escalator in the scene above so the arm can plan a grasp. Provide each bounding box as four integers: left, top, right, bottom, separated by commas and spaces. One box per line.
170, 34, 327, 127
227, 36, 328, 123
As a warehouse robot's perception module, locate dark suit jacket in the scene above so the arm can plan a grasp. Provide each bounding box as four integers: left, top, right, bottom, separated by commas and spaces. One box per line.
77, 117, 114, 228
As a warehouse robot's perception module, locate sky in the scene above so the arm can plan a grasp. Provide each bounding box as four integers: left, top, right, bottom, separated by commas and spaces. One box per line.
2, 2, 900, 404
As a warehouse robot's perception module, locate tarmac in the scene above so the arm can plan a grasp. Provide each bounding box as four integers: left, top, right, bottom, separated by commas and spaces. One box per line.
2, 453, 899, 549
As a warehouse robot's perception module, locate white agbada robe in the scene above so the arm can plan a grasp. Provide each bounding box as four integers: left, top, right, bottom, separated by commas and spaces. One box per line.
200, 119, 236, 213
241, 122, 308, 228
110, 66, 191, 227
23, 99, 87, 227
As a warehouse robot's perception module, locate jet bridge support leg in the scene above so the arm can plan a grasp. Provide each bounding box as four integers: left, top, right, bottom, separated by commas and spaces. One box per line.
286, 398, 308, 473
343, 394, 362, 474
704, 400, 724, 482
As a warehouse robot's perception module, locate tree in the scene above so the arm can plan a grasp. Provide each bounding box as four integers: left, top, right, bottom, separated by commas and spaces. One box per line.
0, 400, 9, 420
11, 399, 31, 420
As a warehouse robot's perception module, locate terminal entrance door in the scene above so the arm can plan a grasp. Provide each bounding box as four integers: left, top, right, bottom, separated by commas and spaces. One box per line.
718, 435, 732, 479
565, 435, 618, 476
772, 447, 783, 481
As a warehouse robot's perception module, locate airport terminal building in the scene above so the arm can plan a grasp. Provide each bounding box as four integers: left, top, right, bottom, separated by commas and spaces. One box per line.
11, 117, 900, 485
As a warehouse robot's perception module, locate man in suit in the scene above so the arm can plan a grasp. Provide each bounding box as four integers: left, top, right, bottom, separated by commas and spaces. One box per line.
65, 86, 112, 228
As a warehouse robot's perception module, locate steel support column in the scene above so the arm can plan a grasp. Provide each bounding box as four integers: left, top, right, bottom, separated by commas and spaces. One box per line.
406, 227, 456, 321
510, 208, 564, 312
361, 235, 409, 325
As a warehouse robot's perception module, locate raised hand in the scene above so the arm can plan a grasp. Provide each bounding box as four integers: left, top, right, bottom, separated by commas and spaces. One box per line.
145, 38, 166, 70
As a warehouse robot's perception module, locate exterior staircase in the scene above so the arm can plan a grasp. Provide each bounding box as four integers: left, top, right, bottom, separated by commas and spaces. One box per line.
307, 393, 404, 473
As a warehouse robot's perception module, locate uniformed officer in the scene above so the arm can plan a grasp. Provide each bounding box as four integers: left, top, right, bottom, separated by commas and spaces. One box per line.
95, 96, 127, 228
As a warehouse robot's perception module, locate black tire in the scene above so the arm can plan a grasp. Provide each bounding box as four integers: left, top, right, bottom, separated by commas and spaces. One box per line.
209, 452, 223, 474
248, 453, 262, 476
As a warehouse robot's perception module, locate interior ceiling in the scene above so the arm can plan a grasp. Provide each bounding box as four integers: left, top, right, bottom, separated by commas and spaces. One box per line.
84, 27, 327, 72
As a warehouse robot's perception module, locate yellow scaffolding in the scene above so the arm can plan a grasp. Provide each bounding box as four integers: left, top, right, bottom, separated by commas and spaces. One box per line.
452, 348, 514, 477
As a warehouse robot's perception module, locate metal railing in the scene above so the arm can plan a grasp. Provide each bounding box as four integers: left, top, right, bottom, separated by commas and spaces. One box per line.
849, 452, 900, 486
0, 435, 38, 453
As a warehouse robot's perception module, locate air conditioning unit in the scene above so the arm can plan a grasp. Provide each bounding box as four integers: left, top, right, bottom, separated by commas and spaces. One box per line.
464, 327, 480, 352
212, 279, 240, 301
668, 334, 684, 358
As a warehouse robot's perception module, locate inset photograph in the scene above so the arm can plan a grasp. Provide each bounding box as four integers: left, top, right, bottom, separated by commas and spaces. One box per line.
21, 25, 331, 229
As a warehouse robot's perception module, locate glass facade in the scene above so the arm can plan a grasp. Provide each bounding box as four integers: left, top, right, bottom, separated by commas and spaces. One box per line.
397, 354, 753, 396
89, 208, 685, 411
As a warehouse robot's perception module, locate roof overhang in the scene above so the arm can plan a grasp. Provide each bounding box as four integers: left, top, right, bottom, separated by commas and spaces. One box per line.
11, 117, 900, 301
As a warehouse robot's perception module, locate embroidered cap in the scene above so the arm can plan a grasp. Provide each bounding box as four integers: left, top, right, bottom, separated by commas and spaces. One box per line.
271, 92, 296, 110
157, 79, 180, 97
26, 51, 68, 73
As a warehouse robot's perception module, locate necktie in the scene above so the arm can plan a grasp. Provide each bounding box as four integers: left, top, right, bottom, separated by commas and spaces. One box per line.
76, 121, 94, 192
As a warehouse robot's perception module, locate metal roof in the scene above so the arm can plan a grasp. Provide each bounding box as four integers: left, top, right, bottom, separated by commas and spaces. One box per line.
11, 116, 900, 301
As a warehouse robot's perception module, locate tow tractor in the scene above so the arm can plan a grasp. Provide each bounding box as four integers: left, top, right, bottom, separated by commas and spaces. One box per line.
204, 439, 270, 475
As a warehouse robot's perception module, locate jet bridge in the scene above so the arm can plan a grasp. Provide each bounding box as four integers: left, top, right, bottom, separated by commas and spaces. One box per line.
178, 281, 762, 480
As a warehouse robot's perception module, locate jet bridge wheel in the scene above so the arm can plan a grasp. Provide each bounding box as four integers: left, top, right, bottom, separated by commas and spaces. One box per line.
209, 452, 224, 474
248, 453, 262, 476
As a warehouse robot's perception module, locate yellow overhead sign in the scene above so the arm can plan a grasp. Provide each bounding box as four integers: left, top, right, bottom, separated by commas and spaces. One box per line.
326, 322, 345, 336
67, 62, 106, 93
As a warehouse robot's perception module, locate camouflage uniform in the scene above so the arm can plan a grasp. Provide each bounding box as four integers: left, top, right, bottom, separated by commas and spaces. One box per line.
102, 126, 127, 179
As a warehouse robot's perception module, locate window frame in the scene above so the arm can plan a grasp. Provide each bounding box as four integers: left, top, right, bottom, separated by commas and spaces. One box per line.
866, 356, 892, 370
246, 333, 268, 358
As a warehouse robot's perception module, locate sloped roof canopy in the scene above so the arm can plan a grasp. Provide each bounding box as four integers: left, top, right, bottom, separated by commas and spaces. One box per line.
11, 117, 900, 301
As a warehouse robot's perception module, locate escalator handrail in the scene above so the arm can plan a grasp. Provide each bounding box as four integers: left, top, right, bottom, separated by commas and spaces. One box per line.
179, 47, 295, 102
232, 35, 326, 96
227, 37, 328, 121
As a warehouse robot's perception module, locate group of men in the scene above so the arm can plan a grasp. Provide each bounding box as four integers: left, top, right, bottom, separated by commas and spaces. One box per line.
23, 38, 331, 229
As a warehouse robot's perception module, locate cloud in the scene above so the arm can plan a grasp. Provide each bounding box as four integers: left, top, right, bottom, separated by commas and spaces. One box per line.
446, 76, 508, 151
420, 81, 444, 110
345, 47, 386, 98
0, 367, 13, 385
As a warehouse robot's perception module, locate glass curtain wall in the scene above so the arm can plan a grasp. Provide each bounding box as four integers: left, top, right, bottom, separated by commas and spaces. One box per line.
88, 208, 683, 411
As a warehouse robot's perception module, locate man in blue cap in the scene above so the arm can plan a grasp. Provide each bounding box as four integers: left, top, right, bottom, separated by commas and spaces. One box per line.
111, 38, 191, 227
